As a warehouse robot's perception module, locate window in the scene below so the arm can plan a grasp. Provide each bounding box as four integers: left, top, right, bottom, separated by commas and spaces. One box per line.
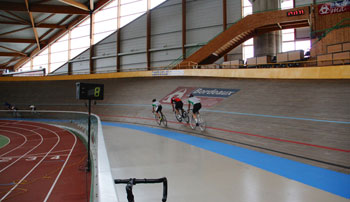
71, 19, 90, 59
17, 0, 178, 73
50, 35, 69, 72
33, 49, 49, 74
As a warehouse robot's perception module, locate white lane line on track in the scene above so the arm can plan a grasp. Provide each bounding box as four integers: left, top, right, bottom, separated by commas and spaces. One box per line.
0, 122, 60, 201
0, 129, 27, 157
0, 126, 43, 173
44, 130, 77, 202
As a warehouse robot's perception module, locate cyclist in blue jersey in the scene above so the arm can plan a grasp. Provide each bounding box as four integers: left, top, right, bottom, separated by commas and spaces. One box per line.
152, 99, 163, 120
187, 94, 202, 126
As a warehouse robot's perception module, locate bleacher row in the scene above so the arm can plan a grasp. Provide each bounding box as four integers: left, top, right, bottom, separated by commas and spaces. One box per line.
317, 42, 350, 66
220, 42, 349, 69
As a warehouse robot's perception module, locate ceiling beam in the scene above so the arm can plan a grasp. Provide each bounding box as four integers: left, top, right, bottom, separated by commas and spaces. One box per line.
0, 21, 66, 29
90, 0, 94, 11
0, 38, 47, 44
37, 13, 56, 25
25, 0, 41, 50
0, 45, 27, 56
0, 14, 27, 24
4, 11, 29, 24
0, 52, 27, 57
0, 27, 32, 37
58, 0, 90, 11
0, 2, 90, 15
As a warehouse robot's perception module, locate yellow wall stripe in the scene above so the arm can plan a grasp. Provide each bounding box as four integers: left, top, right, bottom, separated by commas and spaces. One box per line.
1, 65, 349, 82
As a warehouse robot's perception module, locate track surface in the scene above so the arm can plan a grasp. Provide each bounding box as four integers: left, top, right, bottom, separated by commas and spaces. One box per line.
0, 120, 90, 202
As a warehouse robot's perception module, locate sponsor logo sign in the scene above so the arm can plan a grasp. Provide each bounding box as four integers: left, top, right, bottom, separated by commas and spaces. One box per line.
318, 0, 349, 15
152, 70, 184, 76
191, 88, 240, 98
160, 87, 239, 108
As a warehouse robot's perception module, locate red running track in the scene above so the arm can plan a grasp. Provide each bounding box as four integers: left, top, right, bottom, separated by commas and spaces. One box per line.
0, 120, 90, 202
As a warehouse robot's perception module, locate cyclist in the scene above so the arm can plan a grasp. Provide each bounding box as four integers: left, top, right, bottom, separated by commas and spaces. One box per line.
171, 96, 184, 117
187, 93, 201, 126
152, 99, 163, 120
29, 104, 36, 112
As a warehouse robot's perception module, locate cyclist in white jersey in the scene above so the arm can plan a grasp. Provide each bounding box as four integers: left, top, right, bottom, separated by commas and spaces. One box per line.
187, 94, 202, 126
152, 99, 163, 120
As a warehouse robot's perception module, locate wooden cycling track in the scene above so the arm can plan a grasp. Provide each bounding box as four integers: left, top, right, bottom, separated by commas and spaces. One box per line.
0, 120, 90, 202
1, 77, 350, 201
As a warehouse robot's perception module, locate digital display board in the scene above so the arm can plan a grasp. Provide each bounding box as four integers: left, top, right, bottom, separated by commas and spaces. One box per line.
287, 9, 305, 17
76, 82, 104, 100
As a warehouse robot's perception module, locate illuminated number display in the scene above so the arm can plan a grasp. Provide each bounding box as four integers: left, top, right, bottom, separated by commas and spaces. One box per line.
76, 82, 104, 100
94, 87, 101, 97
287, 9, 305, 17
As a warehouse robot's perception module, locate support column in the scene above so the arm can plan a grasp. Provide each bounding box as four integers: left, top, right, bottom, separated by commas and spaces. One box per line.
48, 45, 51, 73
116, 0, 121, 72
223, 0, 228, 61
182, 0, 186, 60
89, 12, 95, 74
253, 0, 281, 57
146, 0, 151, 70
68, 30, 72, 75
30, 57, 33, 70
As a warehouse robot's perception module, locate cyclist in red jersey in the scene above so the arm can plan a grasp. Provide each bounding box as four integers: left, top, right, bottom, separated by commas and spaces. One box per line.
171, 96, 184, 117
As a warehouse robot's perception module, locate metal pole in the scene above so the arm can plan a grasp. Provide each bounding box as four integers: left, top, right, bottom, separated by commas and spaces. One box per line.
87, 99, 91, 172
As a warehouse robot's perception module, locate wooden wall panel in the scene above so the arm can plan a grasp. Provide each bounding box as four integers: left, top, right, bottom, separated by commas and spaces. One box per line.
310, 4, 350, 58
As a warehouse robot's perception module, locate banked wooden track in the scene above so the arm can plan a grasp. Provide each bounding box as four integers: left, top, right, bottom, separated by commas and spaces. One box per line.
178, 6, 311, 67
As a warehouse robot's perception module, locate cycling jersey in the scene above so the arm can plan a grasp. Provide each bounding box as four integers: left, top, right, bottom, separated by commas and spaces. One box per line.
188, 96, 200, 105
152, 101, 161, 108
171, 97, 181, 103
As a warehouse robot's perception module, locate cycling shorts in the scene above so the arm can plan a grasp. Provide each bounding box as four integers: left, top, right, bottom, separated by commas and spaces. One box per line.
175, 101, 183, 110
156, 105, 162, 113
193, 103, 201, 114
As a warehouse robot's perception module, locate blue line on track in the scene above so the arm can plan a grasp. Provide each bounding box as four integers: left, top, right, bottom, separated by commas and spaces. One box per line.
0, 183, 15, 186
103, 121, 350, 199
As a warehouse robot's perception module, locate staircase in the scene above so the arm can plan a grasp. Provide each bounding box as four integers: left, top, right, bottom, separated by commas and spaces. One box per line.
177, 6, 311, 68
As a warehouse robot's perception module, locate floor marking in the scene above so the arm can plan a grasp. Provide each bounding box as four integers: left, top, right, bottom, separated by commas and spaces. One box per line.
0, 129, 27, 157
0, 127, 44, 173
43, 130, 77, 202
0, 122, 60, 201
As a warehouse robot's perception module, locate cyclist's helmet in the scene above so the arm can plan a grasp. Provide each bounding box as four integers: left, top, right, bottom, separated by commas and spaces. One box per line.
189, 94, 194, 97
152, 99, 156, 102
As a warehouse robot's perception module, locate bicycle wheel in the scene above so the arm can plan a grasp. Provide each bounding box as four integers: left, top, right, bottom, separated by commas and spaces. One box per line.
198, 114, 206, 131
155, 113, 161, 125
175, 111, 182, 122
161, 114, 167, 127
189, 115, 196, 129
182, 111, 189, 123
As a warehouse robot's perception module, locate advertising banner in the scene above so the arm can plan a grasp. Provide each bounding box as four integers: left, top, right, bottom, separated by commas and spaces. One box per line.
160, 87, 239, 108
318, 0, 349, 15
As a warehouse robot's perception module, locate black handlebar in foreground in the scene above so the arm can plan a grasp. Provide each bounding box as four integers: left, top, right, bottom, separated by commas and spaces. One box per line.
114, 177, 168, 202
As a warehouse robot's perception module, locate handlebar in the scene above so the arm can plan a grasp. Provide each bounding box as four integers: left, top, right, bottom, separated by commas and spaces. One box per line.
115, 177, 168, 202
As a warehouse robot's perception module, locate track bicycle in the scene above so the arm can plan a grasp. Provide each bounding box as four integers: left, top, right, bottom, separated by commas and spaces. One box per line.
174, 108, 189, 123
188, 110, 206, 131
153, 111, 167, 127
